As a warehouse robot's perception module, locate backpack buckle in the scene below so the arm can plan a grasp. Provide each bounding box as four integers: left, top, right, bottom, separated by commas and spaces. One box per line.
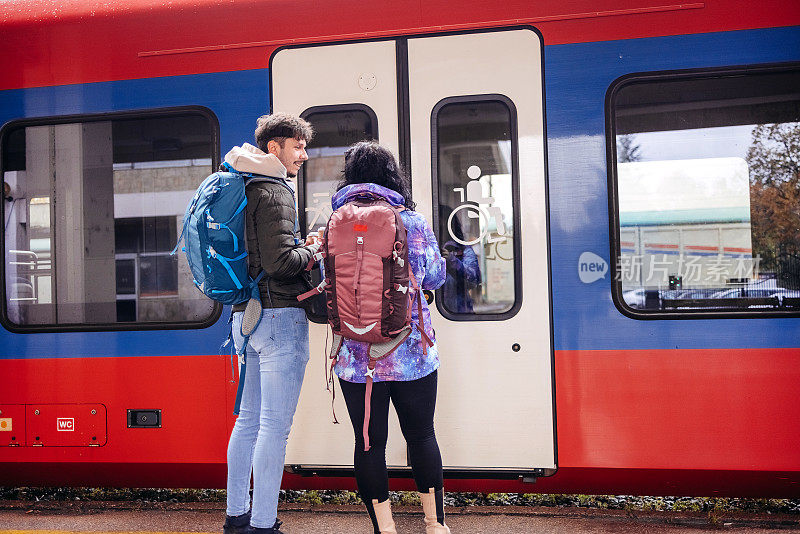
356, 236, 364, 245
207, 222, 221, 230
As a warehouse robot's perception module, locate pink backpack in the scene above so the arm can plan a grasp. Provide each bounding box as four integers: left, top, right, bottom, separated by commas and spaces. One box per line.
298, 191, 431, 449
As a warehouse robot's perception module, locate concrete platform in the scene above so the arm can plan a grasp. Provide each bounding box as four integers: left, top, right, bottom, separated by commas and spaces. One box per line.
1, 501, 799, 533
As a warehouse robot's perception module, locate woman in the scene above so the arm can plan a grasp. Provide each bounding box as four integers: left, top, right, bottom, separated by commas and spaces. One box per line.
331, 141, 450, 534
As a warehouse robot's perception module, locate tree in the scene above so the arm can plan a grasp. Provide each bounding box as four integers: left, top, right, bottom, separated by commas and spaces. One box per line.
746, 122, 800, 278
617, 134, 641, 163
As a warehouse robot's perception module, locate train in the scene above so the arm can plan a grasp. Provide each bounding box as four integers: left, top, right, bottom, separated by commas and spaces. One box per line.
1, 0, 799, 498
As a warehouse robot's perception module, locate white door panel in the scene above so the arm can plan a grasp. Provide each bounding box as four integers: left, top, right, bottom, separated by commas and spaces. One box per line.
272, 41, 400, 154
407, 30, 554, 469
273, 40, 408, 468
271, 28, 554, 473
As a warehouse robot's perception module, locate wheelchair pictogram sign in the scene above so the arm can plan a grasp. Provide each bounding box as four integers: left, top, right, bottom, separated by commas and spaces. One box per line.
448, 165, 507, 246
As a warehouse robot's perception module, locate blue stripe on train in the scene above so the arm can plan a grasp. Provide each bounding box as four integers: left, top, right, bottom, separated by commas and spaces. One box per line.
546, 25, 800, 351
1, 27, 799, 359
0, 70, 270, 359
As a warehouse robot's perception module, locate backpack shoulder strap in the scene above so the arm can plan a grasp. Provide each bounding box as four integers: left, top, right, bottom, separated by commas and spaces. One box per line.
221, 161, 294, 194
409, 270, 433, 353
244, 175, 294, 193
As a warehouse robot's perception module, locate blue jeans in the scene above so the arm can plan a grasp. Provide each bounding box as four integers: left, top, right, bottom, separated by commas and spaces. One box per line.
226, 307, 309, 528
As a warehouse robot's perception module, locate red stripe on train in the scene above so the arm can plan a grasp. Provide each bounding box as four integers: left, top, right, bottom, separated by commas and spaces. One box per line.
1, 347, 799, 495
0, 0, 798, 90
684, 245, 719, 251
555, 348, 800, 472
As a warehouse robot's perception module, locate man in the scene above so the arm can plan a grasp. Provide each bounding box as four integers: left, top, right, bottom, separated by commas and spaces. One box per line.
222, 113, 319, 534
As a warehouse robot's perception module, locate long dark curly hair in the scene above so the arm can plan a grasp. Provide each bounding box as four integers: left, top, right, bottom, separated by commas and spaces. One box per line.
337, 141, 416, 210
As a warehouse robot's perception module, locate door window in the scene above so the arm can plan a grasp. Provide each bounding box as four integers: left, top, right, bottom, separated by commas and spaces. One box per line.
300, 105, 378, 233
432, 96, 520, 318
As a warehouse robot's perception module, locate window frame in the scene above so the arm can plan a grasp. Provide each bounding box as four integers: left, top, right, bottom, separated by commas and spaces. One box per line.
430, 93, 523, 322
298, 103, 379, 237
0, 105, 222, 333
605, 63, 800, 320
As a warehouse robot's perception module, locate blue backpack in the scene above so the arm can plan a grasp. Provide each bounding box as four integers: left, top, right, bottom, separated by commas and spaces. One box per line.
172, 162, 291, 414
174, 163, 264, 304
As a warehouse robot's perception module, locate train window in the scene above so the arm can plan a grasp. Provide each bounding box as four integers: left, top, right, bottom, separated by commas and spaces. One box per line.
299, 105, 378, 233
432, 96, 520, 319
1, 109, 220, 330
609, 66, 800, 317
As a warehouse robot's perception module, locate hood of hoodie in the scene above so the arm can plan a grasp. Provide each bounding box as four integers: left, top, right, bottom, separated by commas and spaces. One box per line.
224, 143, 287, 179
331, 183, 406, 211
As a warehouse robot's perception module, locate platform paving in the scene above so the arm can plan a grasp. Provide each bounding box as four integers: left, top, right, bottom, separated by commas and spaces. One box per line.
1, 501, 800, 533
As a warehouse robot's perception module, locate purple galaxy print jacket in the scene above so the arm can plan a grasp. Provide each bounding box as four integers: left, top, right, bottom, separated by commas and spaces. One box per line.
331, 183, 446, 383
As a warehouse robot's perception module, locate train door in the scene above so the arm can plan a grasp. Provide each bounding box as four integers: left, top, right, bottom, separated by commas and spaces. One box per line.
272, 27, 555, 476
271, 40, 407, 468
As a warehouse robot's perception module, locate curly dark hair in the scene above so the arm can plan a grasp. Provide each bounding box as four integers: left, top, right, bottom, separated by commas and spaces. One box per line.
254, 112, 314, 152
337, 141, 416, 210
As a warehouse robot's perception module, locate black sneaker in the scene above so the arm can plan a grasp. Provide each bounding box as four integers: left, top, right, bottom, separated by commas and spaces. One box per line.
223, 511, 251, 534
248, 518, 285, 534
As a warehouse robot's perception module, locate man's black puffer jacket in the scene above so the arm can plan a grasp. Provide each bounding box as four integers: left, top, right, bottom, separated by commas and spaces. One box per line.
233, 180, 315, 311
224, 143, 317, 312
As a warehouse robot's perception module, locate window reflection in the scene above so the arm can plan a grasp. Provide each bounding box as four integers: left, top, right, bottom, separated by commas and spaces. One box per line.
435, 99, 517, 316
613, 69, 800, 312
301, 107, 376, 233
2, 113, 217, 326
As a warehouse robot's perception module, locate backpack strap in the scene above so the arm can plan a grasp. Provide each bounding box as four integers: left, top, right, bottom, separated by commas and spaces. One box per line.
368, 326, 412, 360
171, 216, 190, 256
171, 174, 221, 256
224, 162, 294, 194
305, 250, 325, 271
231, 272, 266, 415
206, 197, 248, 252
233, 348, 247, 416
222, 310, 248, 416
231, 313, 256, 416
232, 323, 253, 416
325, 332, 344, 425
208, 247, 248, 289
363, 360, 376, 452
297, 278, 329, 301
409, 271, 432, 354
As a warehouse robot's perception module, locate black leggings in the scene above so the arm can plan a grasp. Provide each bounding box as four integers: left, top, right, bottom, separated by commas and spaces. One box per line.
339, 370, 444, 503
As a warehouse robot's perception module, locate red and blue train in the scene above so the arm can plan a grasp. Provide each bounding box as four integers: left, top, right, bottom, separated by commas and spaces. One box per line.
1, 0, 799, 497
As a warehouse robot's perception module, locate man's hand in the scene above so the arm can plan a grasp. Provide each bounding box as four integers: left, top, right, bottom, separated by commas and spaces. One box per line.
305, 231, 320, 247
